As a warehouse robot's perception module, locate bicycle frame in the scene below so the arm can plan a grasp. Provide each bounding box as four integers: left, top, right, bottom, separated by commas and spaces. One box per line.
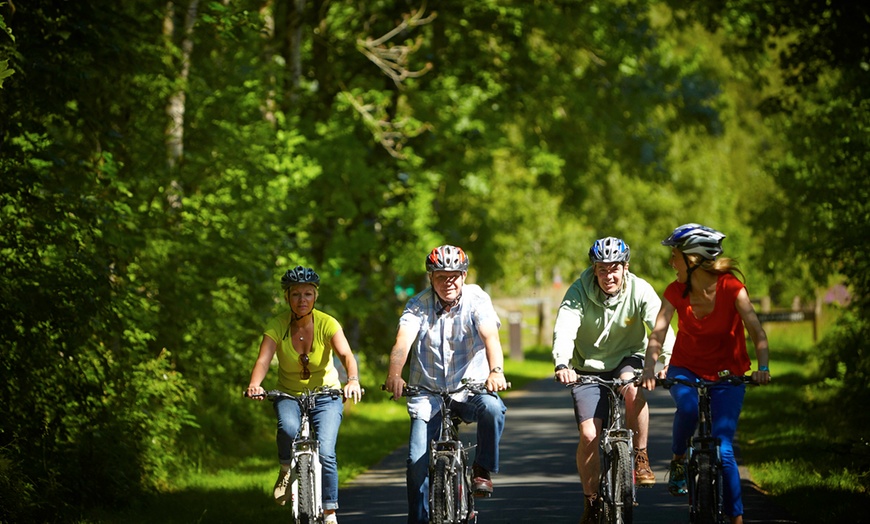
290, 390, 325, 524
403, 382, 479, 524
568, 373, 638, 524
659, 374, 752, 524
255, 388, 344, 524
393, 380, 507, 524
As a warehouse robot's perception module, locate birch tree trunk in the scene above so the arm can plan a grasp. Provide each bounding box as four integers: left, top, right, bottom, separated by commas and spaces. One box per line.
163, 0, 199, 188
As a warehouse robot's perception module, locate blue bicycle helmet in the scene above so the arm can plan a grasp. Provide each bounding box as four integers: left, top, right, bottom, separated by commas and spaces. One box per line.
281, 266, 320, 290
589, 237, 631, 264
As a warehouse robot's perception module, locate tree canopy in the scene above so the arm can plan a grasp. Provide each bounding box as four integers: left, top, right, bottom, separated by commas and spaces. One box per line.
1, 0, 866, 519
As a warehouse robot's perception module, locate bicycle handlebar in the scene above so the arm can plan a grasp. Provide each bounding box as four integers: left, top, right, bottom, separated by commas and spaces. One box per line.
562, 368, 643, 389
381, 380, 512, 399
244, 387, 351, 400
564, 374, 641, 388
656, 375, 757, 389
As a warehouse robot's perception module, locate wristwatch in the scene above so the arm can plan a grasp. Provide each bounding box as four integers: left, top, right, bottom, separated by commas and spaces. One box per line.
554, 364, 569, 372
490, 366, 504, 374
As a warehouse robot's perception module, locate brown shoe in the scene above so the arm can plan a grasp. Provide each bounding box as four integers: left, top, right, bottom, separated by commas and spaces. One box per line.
579, 493, 599, 524
635, 448, 656, 487
472, 463, 493, 497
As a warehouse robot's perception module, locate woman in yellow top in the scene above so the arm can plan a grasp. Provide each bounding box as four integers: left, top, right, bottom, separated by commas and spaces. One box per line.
245, 266, 362, 524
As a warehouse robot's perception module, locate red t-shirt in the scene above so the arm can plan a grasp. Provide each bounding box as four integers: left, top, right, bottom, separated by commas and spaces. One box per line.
665, 273, 751, 381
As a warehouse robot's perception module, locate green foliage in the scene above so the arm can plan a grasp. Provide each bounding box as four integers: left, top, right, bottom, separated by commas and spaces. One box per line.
817, 306, 870, 399
0, 3, 15, 89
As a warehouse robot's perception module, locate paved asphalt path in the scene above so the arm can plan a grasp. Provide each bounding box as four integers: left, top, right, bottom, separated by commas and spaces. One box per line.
339, 378, 798, 523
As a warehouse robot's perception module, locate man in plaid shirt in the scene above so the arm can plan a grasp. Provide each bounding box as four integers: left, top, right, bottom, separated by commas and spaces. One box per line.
385, 245, 509, 524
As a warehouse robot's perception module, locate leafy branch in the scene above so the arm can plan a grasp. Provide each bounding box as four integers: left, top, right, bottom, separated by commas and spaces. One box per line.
356, 1, 435, 88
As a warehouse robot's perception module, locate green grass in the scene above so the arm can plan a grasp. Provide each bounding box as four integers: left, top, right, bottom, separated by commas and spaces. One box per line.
739, 319, 870, 523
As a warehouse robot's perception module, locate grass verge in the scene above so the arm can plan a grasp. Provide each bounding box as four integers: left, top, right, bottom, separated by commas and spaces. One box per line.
739, 321, 870, 523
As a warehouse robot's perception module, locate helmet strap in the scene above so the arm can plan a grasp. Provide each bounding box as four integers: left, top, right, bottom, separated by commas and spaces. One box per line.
432, 284, 462, 316
682, 253, 699, 298
291, 308, 315, 321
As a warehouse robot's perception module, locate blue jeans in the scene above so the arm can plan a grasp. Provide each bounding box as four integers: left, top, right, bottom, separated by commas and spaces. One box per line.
406, 393, 506, 524
274, 395, 344, 510
667, 366, 746, 518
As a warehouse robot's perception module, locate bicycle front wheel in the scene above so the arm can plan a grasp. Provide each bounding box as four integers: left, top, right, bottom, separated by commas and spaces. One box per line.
431, 455, 458, 524
690, 451, 722, 524
295, 453, 318, 524
601, 440, 634, 524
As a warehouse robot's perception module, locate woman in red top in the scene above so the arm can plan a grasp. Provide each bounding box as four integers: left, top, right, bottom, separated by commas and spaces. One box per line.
641, 224, 771, 524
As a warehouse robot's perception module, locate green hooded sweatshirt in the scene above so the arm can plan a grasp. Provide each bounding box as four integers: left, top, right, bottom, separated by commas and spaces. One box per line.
552, 266, 674, 372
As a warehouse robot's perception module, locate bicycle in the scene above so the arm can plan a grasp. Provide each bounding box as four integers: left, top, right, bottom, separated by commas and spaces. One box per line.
246, 387, 347, 524
565, 372, 640, 524
384, 379, 510, 524
657, 374, 755, 524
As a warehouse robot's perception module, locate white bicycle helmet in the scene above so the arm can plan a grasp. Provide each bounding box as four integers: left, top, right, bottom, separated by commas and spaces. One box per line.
425, 245, 469, 272
662, 223, 726, 260
281, 266, 320, 290
589, 237, 631, 264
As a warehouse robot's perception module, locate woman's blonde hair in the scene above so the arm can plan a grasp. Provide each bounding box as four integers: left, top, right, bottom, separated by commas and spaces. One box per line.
684, 253, 745, 282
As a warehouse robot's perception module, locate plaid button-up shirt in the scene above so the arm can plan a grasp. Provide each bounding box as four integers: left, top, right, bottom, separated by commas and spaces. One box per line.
399, 284, 501, 418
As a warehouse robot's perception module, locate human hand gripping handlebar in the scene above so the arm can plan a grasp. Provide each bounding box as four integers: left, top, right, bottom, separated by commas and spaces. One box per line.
561, 369, 643, 389
380, 379, 511, 400
243, 386, 365, 401
655, 374, 758, 390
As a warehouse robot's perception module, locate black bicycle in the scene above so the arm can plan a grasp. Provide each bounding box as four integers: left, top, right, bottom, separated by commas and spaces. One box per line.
385, 380, 509, 524
566, 373, 639, 524
657, 374, 754, 524
246, 387, 346, 524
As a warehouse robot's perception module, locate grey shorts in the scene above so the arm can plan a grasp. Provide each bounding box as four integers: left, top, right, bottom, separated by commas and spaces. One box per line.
571, 355, 644, 425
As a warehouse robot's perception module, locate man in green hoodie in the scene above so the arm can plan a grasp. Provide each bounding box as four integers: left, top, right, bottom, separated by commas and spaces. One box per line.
553, 237, 675, 524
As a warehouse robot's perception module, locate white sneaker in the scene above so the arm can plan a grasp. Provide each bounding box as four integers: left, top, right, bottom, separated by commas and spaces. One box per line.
324, 514, 338, 524
273, 465, 292, 506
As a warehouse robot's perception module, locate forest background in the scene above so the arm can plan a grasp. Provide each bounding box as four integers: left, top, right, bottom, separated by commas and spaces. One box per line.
1, 0, 867, 521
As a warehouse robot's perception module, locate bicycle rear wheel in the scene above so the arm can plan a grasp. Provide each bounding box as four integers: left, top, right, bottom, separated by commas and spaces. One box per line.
295, 453, 317, 524
601, 440, 634, 524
